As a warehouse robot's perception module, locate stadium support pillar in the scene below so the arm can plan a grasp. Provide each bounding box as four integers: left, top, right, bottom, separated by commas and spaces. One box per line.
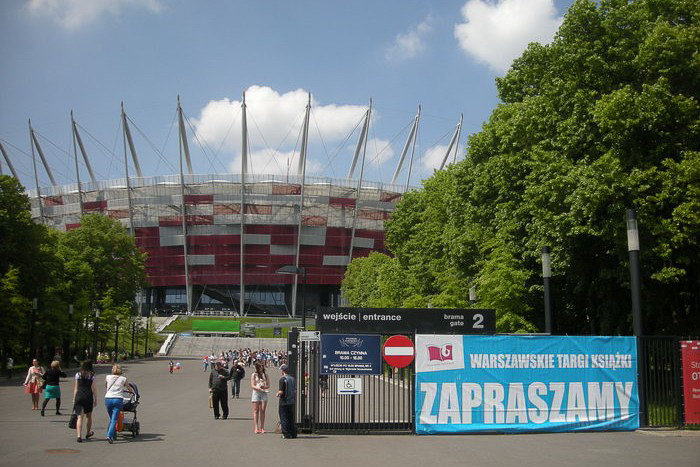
348, 100, 371, 264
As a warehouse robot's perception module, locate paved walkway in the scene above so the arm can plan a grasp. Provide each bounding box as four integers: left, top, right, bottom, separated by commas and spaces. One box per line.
0, 358, 698, 467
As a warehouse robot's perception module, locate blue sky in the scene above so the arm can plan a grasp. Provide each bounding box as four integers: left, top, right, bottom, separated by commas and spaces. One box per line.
1, 0, 574, 191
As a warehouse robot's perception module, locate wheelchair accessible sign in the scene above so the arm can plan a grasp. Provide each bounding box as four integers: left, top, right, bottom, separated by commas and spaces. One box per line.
321, 334, 381, 375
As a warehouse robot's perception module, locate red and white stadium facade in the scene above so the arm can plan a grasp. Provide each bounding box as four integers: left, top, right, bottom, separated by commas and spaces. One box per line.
18, 98, 463, 317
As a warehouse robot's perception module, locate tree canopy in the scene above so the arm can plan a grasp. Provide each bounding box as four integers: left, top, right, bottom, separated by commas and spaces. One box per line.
0, 176, 148, 361
343, 0, 699, 335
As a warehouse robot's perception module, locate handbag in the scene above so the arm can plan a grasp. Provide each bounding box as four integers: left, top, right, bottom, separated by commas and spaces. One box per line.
68, 413, 78, 429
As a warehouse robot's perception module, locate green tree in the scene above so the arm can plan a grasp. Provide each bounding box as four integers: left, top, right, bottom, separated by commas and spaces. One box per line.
0, 175, 64, 359
59, 214, 147, 351
346, 0, 699, 335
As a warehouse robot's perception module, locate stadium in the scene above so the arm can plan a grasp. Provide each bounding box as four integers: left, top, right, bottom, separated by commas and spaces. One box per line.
5, 97, 462, 318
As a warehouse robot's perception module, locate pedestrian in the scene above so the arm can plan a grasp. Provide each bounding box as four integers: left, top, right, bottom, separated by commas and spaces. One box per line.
104, 364, 129, 443
208, 361, 231, 420
251, 361, 270, 433
169, 360, 174, 374
231, 360, 245, 399
41, 360, 67, 416
203, 356, 209, 371
72, 361, 97, 443
6, 356, 13, 379
23, 358, 44, 410
276, 364, 297, 439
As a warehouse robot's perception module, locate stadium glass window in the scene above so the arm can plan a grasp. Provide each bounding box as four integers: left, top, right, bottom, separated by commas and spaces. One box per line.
244, 290, 284, 306
164, 288, 186, 304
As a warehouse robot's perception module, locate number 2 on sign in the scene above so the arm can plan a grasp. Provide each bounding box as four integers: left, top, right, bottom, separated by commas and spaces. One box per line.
473, 313, 484, 329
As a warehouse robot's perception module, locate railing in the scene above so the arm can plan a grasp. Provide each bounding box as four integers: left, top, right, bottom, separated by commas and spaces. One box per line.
638, 336, 682, 427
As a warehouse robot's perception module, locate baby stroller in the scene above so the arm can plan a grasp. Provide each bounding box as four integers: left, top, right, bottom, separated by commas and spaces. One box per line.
120, 382, 141, 438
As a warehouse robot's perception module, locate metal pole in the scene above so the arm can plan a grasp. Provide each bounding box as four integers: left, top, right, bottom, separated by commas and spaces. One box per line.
627, 210, 643, 336
114, 321, 119, 362
131, 320, 136, 359
542, 246, 553, 334
300, 268, 307, 430
92, 308, 99, 363
144, 315, 149, 358
301, 269, 307, 330
30, 298, 38, 359
67, 304, 73, 367
468, 285, 477, 305
626, 209, 646, 426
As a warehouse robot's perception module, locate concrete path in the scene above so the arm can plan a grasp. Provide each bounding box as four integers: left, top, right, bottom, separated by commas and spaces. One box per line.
0, 357, 698, 467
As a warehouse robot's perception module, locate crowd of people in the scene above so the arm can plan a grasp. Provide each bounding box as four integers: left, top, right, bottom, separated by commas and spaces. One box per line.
204, 348, 296, 438
21, 358, 135, 444
202, 348, 288, 371
17, 346, 298, 443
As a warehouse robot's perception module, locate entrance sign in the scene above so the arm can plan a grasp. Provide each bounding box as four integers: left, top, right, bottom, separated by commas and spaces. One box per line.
337, 377, 363, 395
317, 307, 495, 334
415, 335, 639, 434
321, 334, 381, 375
299, 330, 320, 342
681, 341, 700, 424
383, 335, 415, 368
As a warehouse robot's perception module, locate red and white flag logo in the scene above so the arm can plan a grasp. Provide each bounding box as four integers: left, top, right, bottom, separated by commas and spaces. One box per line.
427, 344, 453, 362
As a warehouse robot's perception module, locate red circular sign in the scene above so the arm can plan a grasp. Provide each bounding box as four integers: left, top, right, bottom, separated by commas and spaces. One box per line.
383, 335, 415, 368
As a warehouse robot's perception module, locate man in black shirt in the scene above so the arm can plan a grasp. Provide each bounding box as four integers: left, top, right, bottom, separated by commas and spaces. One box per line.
276, 364, 297, 439
208, 361, 231, 420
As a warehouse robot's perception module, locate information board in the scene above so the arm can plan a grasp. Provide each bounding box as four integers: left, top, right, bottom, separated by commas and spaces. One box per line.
321, 334, 381, 375
681, 340, 700, 424
317, 307, 495, 334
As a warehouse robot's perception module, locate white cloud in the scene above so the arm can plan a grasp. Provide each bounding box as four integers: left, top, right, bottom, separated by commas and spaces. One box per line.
422, 144, 451, 172
454, 0, 563, 73
195, 86, 369, 176
26, 0, 163, 30
385, 14, 434, 61
365, 139, 394, 167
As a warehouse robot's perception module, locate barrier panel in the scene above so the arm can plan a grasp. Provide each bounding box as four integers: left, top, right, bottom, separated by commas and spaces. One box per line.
415, 335, 639, 434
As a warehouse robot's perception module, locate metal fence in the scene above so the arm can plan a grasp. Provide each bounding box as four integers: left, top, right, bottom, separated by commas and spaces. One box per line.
638, 336, 683, 427
292, 336, 414, 434
289, 333, 692, 432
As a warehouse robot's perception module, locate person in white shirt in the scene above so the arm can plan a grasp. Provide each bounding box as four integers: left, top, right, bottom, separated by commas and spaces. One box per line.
104, 364, 128, 443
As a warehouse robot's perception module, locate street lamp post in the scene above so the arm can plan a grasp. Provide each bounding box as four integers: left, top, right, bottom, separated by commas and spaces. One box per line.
626, 209, 646, 426
542, 246, 553, 334
67, 304, 73, 367
144, 312, 150, 358
626, 210, 642, 336
29, 298, 38, 359
91, 307, 100, 363
114, 321, 120, 362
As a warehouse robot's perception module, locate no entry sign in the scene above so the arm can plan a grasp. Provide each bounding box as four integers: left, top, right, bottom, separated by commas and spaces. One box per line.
383, 335, 415, 368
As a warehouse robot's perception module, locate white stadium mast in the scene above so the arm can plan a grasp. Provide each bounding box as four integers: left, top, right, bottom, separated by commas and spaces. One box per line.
177, 96, 193, 315
390, 105, 421, 187
0, 142, 19, 179
240, 92, 248, 316
291, 93, 312, 319
347, 99, 372, 264
439, 114, 463, 171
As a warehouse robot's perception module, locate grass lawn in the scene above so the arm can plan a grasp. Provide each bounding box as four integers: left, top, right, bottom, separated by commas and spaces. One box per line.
162, 316, 312, 337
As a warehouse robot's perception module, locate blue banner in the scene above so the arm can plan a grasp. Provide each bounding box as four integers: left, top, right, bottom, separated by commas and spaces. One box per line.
321, 334, 381, 375
415, 335, 639, 434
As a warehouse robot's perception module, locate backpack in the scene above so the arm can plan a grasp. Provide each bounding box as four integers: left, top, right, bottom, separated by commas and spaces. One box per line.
282, 375, 296, 405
